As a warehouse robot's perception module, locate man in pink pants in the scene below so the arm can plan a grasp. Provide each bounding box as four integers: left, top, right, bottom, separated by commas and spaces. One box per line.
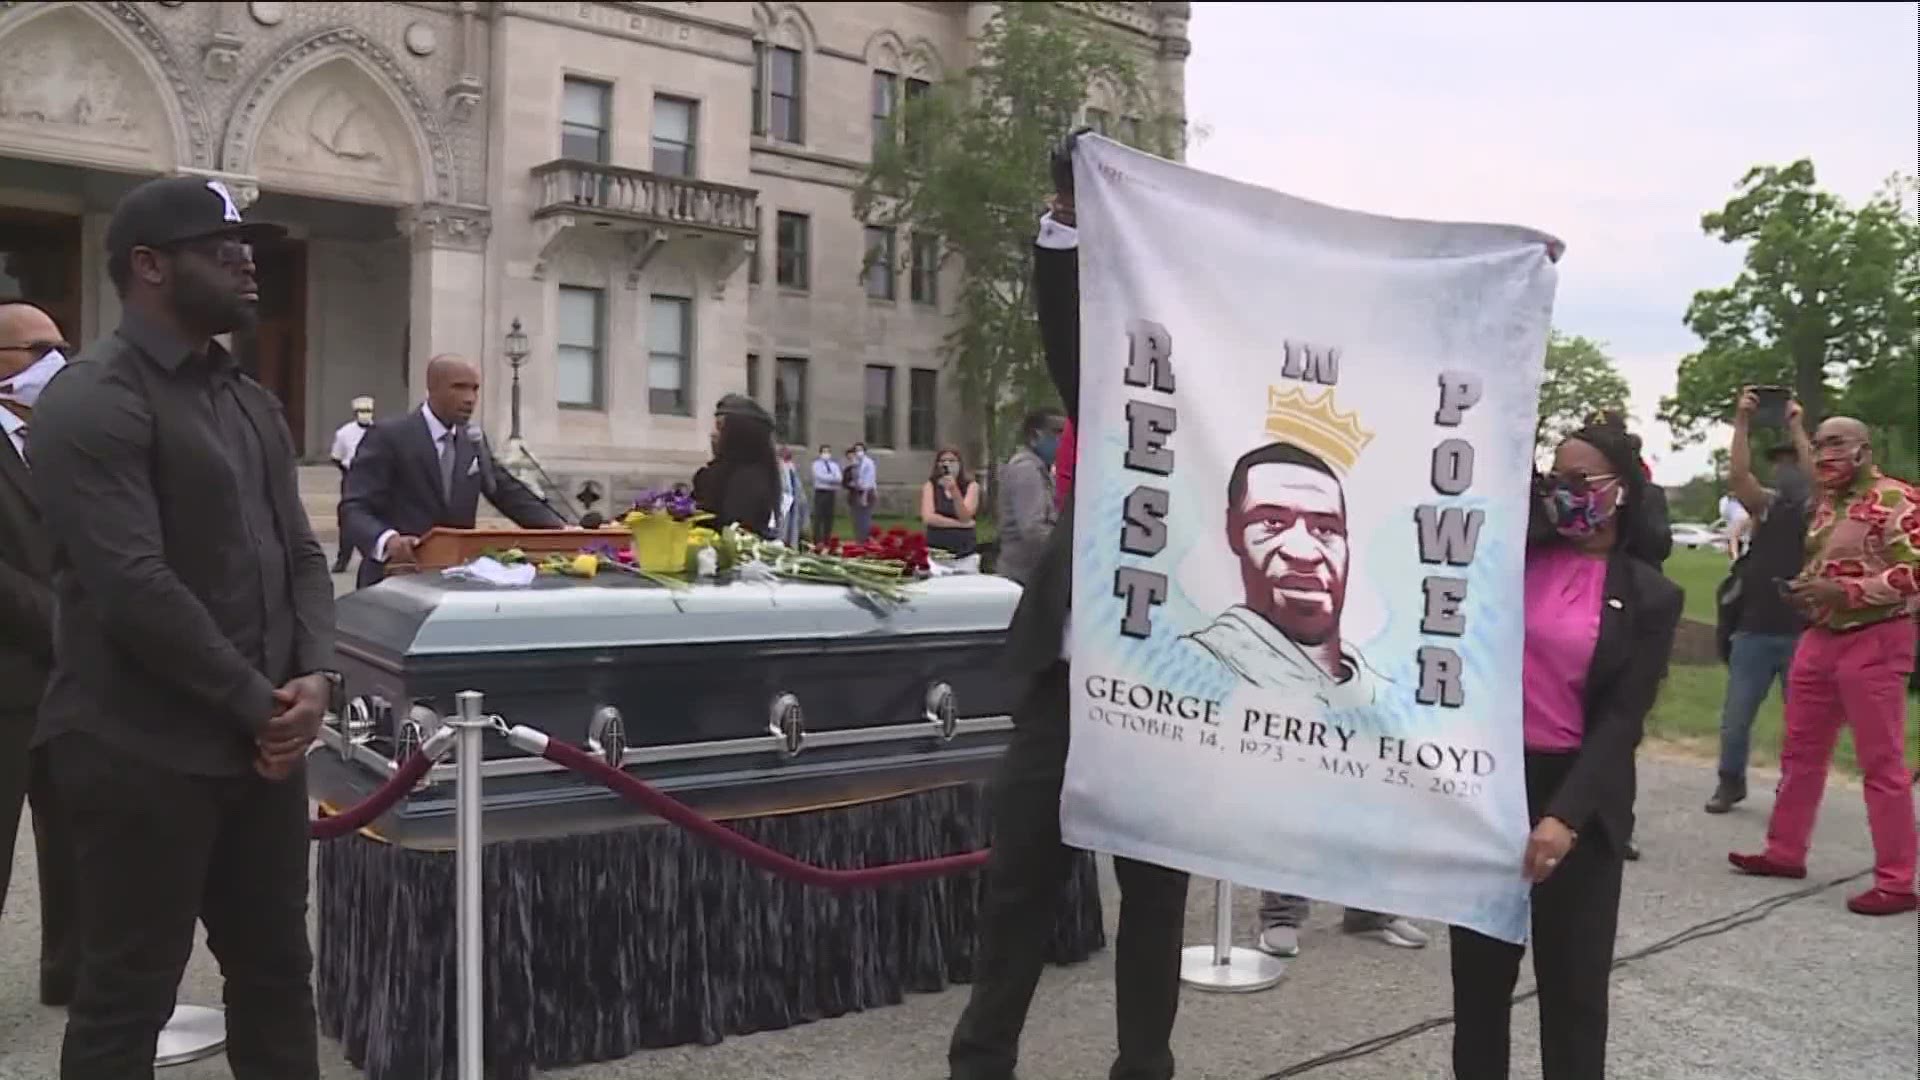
1730, 412, 1919, 916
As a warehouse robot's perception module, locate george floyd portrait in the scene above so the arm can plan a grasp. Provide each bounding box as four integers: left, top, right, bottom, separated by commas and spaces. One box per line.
1184, 386, 1389, 708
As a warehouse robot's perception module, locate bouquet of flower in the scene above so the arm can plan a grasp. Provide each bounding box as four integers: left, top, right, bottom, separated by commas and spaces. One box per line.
819, 527, 931, 574
727, 526, 917, 606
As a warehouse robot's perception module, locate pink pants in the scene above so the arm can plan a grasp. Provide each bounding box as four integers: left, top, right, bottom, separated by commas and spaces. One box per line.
1764, 617, 1918, 894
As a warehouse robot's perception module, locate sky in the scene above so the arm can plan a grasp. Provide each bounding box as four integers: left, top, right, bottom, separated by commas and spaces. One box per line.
1182, 1, 1917, 484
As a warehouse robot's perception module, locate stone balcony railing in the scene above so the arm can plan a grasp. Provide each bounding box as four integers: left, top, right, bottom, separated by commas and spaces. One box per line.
530, 159, 758, 237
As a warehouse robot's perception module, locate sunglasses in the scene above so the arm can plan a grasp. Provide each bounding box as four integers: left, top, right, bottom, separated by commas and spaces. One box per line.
148, 238, 255, 270
1544, 471, 1618, 495
0, 340, 71, 360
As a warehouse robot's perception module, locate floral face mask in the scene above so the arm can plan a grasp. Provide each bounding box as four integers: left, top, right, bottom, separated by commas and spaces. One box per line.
1544, 472, 1623, 538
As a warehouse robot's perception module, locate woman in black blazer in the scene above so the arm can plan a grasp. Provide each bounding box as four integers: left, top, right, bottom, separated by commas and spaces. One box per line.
1450, 415, 1684, 1080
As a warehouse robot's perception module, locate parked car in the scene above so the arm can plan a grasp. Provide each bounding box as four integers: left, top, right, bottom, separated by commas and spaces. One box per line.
1670, 523, 1724, 550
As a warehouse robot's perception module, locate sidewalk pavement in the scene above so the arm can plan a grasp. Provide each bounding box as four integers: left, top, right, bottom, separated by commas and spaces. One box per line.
0, 756, 1910, 1079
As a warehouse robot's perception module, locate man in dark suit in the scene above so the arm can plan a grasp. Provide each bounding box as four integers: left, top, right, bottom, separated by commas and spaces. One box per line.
339, 353, 563, 587
0, 299, 76, 1006
947, 132, 1192, 1080
30, 176, 337, 1079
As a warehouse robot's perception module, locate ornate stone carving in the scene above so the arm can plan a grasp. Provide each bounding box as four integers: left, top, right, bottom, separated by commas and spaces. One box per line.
404, 23, 436, 57
249, 2, 287, 27
401, 204, 492, 251
225, 27, 454, 202
204, 29, 244, 81
0, 1, 214, 167
257, 75, 401, 188
445, 75, 483, 124
624, 229, 669, 290
529, 214, 576, 282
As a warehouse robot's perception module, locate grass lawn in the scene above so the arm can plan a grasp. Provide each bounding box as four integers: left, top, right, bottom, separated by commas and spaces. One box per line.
1648, 660, 1920, 778
1664, 544, 1735, 625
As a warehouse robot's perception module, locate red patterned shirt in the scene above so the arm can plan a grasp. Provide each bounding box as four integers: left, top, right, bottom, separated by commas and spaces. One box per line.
1803, 467, 1920, 631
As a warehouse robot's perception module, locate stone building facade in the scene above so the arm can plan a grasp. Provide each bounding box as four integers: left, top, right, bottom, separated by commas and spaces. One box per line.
0, 1, 1189, 508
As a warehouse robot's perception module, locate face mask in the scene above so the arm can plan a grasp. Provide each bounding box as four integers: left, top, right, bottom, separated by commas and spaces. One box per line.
1814, 447, 1866, 488
0, 349, 67, 410
1034, 433, 1060, 466
1545, 479, 1622, 538
941, 461, 958, 477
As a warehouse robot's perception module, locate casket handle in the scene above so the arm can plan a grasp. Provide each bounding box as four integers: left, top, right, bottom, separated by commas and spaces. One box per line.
586, 706, 626, 770
924, 682, 959, 742
768, 693, 805, 758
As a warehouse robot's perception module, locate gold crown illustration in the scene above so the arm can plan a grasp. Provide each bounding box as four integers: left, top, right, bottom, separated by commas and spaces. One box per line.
1264, 386, 1375, 473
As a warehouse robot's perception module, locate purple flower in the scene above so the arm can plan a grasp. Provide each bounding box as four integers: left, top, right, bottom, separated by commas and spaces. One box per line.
630, 489, 701, 522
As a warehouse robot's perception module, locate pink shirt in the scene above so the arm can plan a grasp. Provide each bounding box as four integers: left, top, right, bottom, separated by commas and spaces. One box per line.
1522, 545, 1607, 751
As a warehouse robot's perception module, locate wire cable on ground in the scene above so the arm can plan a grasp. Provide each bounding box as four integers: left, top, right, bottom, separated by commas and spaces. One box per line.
1255, 868, 1874, 1078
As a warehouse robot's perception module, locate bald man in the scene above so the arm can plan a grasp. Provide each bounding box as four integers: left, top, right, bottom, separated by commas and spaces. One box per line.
1732, 413, 1920, 917
0, 300, 76, 1005
338, 354, 562, 588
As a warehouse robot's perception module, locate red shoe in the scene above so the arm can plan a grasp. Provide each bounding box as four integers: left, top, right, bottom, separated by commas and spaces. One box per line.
1846, 888, 1918, 916
1728, 852, 1808, 879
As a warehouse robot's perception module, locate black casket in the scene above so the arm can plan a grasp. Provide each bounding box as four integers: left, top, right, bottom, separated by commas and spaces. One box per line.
308, 572, 1106, 1080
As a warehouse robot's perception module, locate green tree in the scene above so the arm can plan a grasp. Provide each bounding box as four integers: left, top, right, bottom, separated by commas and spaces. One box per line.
1658, 161, 1917, 474
1534, 330, 1632, 453
853, 3, 1177, 468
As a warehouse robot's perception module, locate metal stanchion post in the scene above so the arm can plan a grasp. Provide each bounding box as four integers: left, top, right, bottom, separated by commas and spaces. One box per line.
452, 690, 488, 1080
1178, 879, 1286, 992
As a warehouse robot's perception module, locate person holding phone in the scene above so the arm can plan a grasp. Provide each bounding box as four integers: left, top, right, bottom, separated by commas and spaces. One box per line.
1705, 388, 1813, 814
1730, 409, 1920, 916
920, 447, 980, 557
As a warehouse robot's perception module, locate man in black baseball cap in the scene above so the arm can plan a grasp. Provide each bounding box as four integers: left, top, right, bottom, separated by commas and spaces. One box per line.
29, 174, 334, 1078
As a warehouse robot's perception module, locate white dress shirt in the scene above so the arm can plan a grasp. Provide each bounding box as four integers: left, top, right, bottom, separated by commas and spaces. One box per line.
0, 407, 25, 464
331, 419, 370, 469
812, 457, 842, 491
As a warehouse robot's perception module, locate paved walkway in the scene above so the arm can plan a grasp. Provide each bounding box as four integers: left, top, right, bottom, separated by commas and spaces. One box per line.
0, 755, 1911, 1079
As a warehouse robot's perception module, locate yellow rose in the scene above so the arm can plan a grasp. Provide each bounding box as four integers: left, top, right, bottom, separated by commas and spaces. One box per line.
570, 553, 599, 578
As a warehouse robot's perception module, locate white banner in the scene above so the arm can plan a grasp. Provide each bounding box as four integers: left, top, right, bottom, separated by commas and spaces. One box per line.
1061, 137, 1560, 944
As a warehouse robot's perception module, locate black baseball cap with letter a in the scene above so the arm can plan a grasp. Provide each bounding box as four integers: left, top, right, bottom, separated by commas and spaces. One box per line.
105, 175, 286, 262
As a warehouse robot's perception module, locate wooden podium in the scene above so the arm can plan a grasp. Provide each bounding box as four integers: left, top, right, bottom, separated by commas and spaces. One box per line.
395, 527, 630, 574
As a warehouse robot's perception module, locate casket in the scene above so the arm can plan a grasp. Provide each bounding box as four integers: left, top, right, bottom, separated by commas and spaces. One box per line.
309, 570, 1028, 846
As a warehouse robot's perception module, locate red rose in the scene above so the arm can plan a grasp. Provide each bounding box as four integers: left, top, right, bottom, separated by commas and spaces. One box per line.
1885, 565, 1917, 594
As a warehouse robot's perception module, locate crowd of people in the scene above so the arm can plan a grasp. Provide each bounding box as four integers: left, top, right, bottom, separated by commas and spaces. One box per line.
0, 136, 1913, 1080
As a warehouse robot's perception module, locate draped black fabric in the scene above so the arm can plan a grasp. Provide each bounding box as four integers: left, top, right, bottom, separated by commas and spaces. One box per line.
316, 783, 1107, 1080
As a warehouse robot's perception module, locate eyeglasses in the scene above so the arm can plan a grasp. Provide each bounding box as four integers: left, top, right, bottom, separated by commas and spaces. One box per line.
0, 340, 71, 359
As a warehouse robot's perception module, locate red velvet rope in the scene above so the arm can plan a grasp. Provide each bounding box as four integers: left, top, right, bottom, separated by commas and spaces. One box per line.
540, 737, 992, 888
311, 749, 437, 840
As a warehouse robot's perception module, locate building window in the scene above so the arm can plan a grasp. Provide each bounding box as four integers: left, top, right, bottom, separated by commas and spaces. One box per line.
776, 211, 809, 290
556, 286, 605, 409
871, 71, 897, 152
904, 77, 930, 161
751, 43, 766, 136
910, 233, 939, 305
864, 365, 896, 448
561, 77, 611, 162
648, 295, 692, 416
748, 207, 763, 284
864, 226, 896, 301
768, 45, 803, 143
774, 356, 809, 444
908, 368, 937, 450
651, 95, 697, 176
746, 353, 761, 400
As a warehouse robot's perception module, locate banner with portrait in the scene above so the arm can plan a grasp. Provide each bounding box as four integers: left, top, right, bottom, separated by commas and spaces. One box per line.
1061, 137, 1561, 944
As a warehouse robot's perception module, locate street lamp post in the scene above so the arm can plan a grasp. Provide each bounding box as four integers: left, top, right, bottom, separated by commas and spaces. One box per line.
505, 316, 529, 442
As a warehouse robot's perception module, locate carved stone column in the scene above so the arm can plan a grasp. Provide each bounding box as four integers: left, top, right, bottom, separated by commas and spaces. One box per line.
398, 203, 491, 407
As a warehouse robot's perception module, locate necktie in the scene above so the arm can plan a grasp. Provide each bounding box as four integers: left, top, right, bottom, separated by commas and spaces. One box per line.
439, 430, 456, 500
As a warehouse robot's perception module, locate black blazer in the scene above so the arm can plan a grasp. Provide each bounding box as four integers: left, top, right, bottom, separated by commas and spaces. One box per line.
339, 410, 564, 587
0, 431, 52, 714
29, 312, 336, 776
1003, 241, 1081, 686
1525, 503, 1684, 854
